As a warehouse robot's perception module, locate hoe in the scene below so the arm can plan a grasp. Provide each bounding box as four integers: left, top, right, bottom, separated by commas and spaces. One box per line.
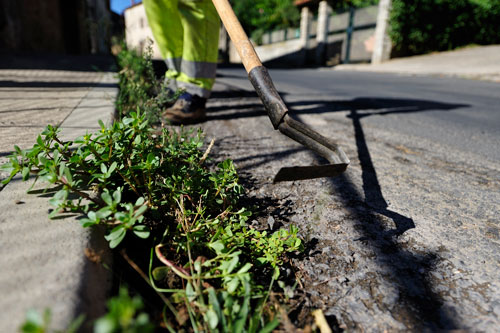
212, 0, 350, 182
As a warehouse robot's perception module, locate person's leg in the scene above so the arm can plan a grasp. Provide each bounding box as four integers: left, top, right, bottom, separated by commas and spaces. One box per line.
142, 0, 183, 91
176, 0, 220, 98
162, 0, 220, 124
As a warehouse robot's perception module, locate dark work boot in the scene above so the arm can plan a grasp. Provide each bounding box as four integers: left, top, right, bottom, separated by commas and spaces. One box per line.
161, 92, 207, 125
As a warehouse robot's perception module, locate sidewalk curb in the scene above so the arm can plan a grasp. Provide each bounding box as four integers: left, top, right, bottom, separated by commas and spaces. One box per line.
0, 72, 118, 332
333, 45, 500, 83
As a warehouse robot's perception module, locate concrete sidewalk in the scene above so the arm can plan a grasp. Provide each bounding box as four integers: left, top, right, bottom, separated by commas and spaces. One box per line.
0, 59, 117, 332
335, 45, 500, 83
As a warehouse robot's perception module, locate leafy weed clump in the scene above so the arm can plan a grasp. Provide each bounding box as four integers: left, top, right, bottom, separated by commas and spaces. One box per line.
115, 42, 176, 123
3, 111, 303, 332
5, 44, 306, 331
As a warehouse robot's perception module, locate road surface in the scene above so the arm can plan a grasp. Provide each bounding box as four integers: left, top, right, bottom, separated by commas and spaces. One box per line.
200, 68, 500, 331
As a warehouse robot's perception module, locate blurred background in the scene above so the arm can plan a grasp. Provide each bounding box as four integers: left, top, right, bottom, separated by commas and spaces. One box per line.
1, 0, 499, 65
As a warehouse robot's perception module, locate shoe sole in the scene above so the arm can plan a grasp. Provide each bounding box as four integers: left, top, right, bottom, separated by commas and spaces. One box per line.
161, 109, 206, 125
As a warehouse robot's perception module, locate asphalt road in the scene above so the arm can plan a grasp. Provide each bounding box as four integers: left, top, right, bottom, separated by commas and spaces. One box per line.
216, 68, 500, 162
203, 68, 500, 330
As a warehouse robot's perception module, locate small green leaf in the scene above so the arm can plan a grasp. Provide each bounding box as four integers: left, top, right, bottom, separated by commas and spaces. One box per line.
96, 207, 112, 219
185, 282, 196, 302
101, 192, 112, 206
227, 277, 240, 293
209, 240, 225, 254
105, 226, 126, 241
106, 228, 126, 248
49, 189, 68, 207
226, 256, 239, 274
87, 211, 97, 221
256, 257, 268, 265
152, 267, 169, 281
146, 152, 155, 164
273, 266, 280, 280
63, 167, 72, 184
135, 197, 145, 206
260, 318, 280, 333
114, 212, 127, 222
58, 162, 65, 178
80, 218, 96, 228
122, 117, 134, 125
194, 260, 201, 273
133, 225, 150, 239
133, 208, 147, 221
36, 135, 44, 147
22, 308, 45, 329
233, 281, 250, 331
94, 317, 114, 333
21, 166, 30, 181
205, 308, 219, 329
112, 189, 121, 203
237, 263, 252, 274
107, 161, 117, 175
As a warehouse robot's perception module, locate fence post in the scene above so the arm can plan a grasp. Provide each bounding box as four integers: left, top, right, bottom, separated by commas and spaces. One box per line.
372, 0, 392, 64
344, 6, 355, 64
316, 1, 331, 66
300, 6, 312, 64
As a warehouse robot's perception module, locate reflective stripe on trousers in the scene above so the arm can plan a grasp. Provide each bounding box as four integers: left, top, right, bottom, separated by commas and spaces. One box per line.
143, 0, 220, 98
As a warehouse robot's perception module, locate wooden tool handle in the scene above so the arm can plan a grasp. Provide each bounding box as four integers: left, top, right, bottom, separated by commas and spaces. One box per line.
212, 0, 262, 73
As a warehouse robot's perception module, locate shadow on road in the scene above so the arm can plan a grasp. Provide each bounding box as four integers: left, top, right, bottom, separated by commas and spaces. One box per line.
311, 98, 466, 329
208, 88, 469, 329
208, 88, 469, 123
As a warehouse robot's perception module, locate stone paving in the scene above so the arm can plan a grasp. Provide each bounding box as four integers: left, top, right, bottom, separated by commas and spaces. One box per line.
0, 70, 106, 183
0, 63, 116, 332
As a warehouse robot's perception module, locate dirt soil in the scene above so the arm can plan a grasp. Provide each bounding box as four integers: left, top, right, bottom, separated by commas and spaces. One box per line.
196, 80, 500, 331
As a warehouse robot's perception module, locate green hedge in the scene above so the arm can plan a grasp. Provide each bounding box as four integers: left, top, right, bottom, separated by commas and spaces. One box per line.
233, 0, 300, 42
390, 0, 500, 56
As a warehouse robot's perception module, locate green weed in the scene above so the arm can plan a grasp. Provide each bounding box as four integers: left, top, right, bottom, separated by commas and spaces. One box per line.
115, 41, 178, 122
94, 287, 154, 333
19, 288, 151, 333
6, 45, 305, 331
19, 309, 84, 333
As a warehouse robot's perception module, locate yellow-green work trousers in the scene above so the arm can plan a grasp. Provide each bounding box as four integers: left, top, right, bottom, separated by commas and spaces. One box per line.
143, 0, 220, 98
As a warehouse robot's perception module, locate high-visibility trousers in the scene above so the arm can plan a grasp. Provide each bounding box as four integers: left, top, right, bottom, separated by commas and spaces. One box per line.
143, 0, 220, 98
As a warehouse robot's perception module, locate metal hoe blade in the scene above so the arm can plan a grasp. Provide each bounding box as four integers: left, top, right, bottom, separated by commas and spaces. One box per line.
273, 114, 349, 182
248, 66, 350, 183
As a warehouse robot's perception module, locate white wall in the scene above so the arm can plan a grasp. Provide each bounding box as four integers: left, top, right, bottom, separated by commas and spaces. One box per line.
124, 4, 162, 58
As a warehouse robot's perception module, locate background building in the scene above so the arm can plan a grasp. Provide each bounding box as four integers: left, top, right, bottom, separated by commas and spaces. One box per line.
0, 0, 115, 55
124, 3, 162, 58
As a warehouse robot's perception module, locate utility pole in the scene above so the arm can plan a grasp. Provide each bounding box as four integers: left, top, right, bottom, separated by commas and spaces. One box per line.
371, 0, 392, 64
300, 6, 313, 65
316, 1, 331, 66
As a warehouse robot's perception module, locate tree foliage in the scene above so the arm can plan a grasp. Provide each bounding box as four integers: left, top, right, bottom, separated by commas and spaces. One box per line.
232, 0, 378, 42
330, 0, 379, 11
390, 0, 500, 56
233, 0, 300, 41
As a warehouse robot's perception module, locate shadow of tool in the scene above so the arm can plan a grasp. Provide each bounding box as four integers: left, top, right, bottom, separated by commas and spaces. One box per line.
349, 108, 416, 237
306, 97, 469, 329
